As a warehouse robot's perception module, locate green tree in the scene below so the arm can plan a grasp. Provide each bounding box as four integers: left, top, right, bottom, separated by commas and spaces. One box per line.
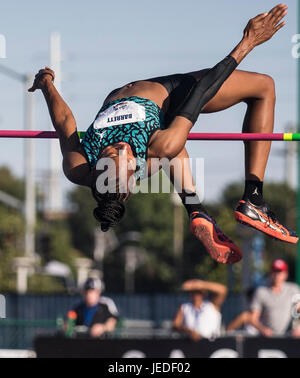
0, 166, 24, 201
0, 207, 24, 292
67, 186, 97, 257
0, 167, 25, 292
0, 166, 79, 293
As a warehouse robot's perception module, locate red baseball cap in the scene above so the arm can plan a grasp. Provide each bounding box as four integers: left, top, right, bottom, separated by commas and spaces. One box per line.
271, 259, 289, 272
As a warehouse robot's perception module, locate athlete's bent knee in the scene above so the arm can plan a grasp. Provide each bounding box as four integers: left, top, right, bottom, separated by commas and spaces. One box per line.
159, 141, 181, 160
259, 74, 276, 100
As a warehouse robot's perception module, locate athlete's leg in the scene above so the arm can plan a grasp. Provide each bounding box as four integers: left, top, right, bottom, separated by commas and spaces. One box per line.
163, 148, 242, 264
166, 148, 195, 192
149, 116, 193, 159
191, 69, 276, 183
152, 68, 297, 244
151, 69, 275, 178
188, 69, 297, 244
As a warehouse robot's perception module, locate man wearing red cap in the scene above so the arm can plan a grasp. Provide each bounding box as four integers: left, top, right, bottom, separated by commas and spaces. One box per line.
250, 259, 300, 337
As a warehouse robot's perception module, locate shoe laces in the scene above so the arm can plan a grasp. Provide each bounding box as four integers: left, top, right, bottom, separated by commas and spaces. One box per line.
263, 205, 278, 225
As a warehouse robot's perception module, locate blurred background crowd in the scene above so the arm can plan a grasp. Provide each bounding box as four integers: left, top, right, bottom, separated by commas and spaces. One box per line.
61, 259, 300, 342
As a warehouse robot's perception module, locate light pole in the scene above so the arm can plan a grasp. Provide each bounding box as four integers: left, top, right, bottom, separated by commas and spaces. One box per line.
236, 224, 255, 310
0, 64, 35, 258
122, 232, 144, 294
171, 193, 184, 281
24, 74, 35, 258
48, 32, 63, 215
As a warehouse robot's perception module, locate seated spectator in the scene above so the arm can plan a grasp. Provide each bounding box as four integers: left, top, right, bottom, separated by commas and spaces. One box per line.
250, 259, 300, 337
173, 279, 227, 341
226, 288, 258, 335
71, 277, 119, 338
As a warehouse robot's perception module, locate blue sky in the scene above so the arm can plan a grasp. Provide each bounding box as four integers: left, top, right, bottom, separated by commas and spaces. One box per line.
0, 0, 298, 202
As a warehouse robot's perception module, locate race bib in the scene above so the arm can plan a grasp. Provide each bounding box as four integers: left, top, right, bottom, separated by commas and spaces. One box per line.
93, 101, 146, 130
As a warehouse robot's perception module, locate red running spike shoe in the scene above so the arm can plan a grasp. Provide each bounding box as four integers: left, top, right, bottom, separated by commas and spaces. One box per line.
235, 200, 299, 244
190, 211, 243, 264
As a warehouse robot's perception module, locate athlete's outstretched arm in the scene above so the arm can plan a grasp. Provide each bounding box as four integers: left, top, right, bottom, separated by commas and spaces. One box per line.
29, 67, 78, 141
28, 67, 90, 185
231, 3, 287, 64
150, 4, 288, 160
177, 3, 288, 123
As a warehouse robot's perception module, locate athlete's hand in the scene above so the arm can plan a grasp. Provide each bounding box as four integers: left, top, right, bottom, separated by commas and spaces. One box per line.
243, 4, 288, 48
28, 67, 55, 92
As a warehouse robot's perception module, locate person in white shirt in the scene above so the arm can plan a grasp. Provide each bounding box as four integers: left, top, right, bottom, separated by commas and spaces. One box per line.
173, 279, 227, 341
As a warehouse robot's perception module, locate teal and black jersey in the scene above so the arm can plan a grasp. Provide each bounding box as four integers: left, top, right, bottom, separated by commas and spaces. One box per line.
81, 96, 165, 181
81, 57, 238, 181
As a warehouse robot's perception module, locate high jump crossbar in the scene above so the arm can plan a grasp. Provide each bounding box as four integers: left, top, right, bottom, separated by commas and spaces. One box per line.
0, 131, 300, 141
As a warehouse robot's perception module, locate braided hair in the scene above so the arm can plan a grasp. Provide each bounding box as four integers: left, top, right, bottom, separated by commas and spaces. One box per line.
91, 143, 136, 232
92, 185, 126, 232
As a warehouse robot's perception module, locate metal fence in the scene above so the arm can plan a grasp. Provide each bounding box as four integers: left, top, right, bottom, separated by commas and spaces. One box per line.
0, 293, 243, 349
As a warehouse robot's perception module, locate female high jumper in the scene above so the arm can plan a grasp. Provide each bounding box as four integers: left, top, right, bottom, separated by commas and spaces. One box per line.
29, 4, 298, 265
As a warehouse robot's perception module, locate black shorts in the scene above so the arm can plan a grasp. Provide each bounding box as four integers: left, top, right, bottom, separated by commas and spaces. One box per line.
145, 74, 197, 126
105, 73, 198, 126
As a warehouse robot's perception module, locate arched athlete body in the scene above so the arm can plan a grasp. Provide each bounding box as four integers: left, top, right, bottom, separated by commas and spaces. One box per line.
29, 4, 298, 264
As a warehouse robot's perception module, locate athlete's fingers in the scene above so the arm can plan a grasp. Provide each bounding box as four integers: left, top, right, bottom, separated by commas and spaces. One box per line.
28, 84, 37, 92
273, 21, 286, 34
35, 71, 55, 82
268, 3, 288, 16
34, 67, 55, 81
44, 66, 55, 77
266, 9, 285, 25
267, 4, 288, 24
270, 8, 288, 26
267, 5, 286, 21
28, 69, 54, 92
